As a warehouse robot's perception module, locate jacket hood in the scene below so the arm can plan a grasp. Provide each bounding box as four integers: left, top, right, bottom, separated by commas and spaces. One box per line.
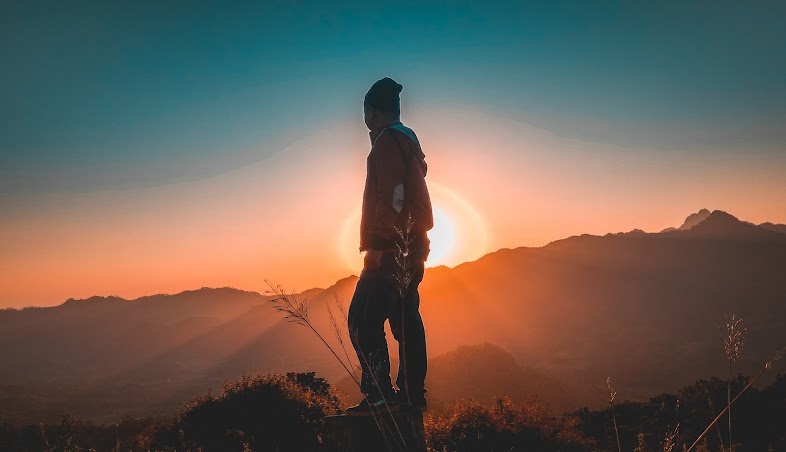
393, 124, 426, 174
371, 122, 427, 174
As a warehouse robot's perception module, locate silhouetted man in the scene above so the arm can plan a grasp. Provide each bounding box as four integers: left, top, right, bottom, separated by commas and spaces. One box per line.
346, 77, 433, 415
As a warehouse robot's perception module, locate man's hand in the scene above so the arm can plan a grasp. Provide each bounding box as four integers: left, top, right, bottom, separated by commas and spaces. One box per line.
364, 249, 383, 270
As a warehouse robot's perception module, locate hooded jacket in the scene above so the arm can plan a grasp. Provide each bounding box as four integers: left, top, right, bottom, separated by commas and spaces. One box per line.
360, 121, 433, 253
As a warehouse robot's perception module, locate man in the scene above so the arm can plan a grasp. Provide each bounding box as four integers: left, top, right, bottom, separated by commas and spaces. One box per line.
346, 77, 433, 415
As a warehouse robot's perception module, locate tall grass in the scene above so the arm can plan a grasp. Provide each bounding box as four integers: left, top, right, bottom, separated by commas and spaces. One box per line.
393, 214, 417, 404
266, 281, 407, 451
266, 281, 359, 388
686, 345, 786, 452
718, 313, 745, 450
606, 377, 622, 452
266, 215, 419, 451
606, 314, 782, 452
661, 423, 679, 452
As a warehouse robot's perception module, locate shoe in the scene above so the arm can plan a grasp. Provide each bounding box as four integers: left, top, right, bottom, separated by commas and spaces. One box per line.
396, 390, 428, 412
344, 396, 400, 416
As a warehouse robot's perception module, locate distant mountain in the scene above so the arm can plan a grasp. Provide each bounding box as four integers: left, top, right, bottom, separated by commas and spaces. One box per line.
660, 208, 786, 236
2, 209, 785, 424
0, 285, 349, 424
672, 210, 776, 239
335, 343, 590, 414
678, 208, 712, 230
759, 222, 786, 234
417, 209, 786, 400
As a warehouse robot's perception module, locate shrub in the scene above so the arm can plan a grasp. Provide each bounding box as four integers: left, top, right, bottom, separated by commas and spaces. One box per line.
151, 371, 341, 452
425, 396, 595, 452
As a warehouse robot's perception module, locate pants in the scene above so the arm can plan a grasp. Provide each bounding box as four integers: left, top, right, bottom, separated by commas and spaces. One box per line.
348, 251, 426, 401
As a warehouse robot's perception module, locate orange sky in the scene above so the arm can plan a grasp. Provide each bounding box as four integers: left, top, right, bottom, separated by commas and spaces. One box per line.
2, 106, 785, 308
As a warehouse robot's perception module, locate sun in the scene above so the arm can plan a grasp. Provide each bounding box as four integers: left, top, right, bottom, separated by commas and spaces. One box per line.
426, 206, 456, 266
337, 181, 489, 272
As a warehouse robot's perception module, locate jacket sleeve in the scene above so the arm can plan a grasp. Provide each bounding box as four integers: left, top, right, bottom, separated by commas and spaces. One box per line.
368, 130, 406, 250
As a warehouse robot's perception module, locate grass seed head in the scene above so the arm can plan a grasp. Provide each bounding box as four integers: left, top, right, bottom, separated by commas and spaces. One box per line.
718, 314, 745, 363
606, 377, 617, 405
662, 423, 680, 452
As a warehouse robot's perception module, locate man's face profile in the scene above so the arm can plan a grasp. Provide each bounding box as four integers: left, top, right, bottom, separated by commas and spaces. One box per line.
363, 101, 374, 130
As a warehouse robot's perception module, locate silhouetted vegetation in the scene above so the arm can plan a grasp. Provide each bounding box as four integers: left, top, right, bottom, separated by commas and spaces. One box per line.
425, 396, 596, 451
0, 414, 165, 452
1, 372, 340, 452
2, 371, 786, 451
574, 373, 786, 451
151, 371, 341, 451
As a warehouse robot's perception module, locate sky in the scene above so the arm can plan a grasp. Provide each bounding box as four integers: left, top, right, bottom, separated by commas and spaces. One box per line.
1, 1, 785, 308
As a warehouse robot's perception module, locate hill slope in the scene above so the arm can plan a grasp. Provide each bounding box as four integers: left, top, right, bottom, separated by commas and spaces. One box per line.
2, 209, 785, 423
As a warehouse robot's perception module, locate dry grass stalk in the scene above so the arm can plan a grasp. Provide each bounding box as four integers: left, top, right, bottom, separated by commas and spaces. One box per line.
39, 423, 52, 452
266, 280, 358, 387
393, 213, 416, 404
718, 314, 745, 448
607, 377, 622, 452
719, 314, 745, 363
393, 214, 416, 300
706, 396, 725, 448
348, 328, 407, 451
687, 346, 786, 452
327, 293, 359, 385
267, 280, 407, 450
662, 423, 680, 452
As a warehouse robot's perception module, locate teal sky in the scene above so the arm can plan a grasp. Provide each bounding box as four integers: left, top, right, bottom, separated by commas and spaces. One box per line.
3, 1, 786, 306
2, 1, 785, 196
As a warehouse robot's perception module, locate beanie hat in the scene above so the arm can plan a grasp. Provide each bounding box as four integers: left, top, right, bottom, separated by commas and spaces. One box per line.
364, 77, 403, 114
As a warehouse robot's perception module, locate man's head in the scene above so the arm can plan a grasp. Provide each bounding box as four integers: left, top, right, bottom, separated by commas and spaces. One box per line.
364, 77, 403, 130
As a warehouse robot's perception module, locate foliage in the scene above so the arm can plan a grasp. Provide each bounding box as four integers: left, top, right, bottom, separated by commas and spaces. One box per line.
3, 371, 786, 451
574, 373, 786, 451
0, 414, 166, 452
151, 371, 341, 452
424, 396, 595, 452
1, 372, 340, 452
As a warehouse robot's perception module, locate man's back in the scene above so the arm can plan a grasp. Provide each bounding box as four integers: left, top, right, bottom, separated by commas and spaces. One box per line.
360, 121, 433, 254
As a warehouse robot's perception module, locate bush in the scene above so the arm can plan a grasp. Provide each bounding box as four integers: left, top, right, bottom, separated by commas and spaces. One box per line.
574, 373, 786, 451
151, 371, 341, 452
425, 396, 595, 452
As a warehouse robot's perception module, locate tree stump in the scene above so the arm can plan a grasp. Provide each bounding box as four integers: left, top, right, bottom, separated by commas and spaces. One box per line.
323, 409, 426, 452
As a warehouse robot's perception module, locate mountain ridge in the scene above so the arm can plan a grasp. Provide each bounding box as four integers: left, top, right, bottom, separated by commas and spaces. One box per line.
6, 208, 784, 312
679, 208, 712, 230
2, 208, 785, 423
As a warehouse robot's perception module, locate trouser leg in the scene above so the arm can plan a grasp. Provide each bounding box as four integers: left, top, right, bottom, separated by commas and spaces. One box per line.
347, 259, 397, 399
390, 263, 427, 400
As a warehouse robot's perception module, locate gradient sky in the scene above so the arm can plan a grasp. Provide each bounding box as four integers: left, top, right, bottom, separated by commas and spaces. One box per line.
2, 1, 785, 308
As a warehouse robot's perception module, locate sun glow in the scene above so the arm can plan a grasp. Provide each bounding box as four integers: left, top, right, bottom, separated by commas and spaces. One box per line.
337, 181, 489, 272
426, 206, 456, 266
